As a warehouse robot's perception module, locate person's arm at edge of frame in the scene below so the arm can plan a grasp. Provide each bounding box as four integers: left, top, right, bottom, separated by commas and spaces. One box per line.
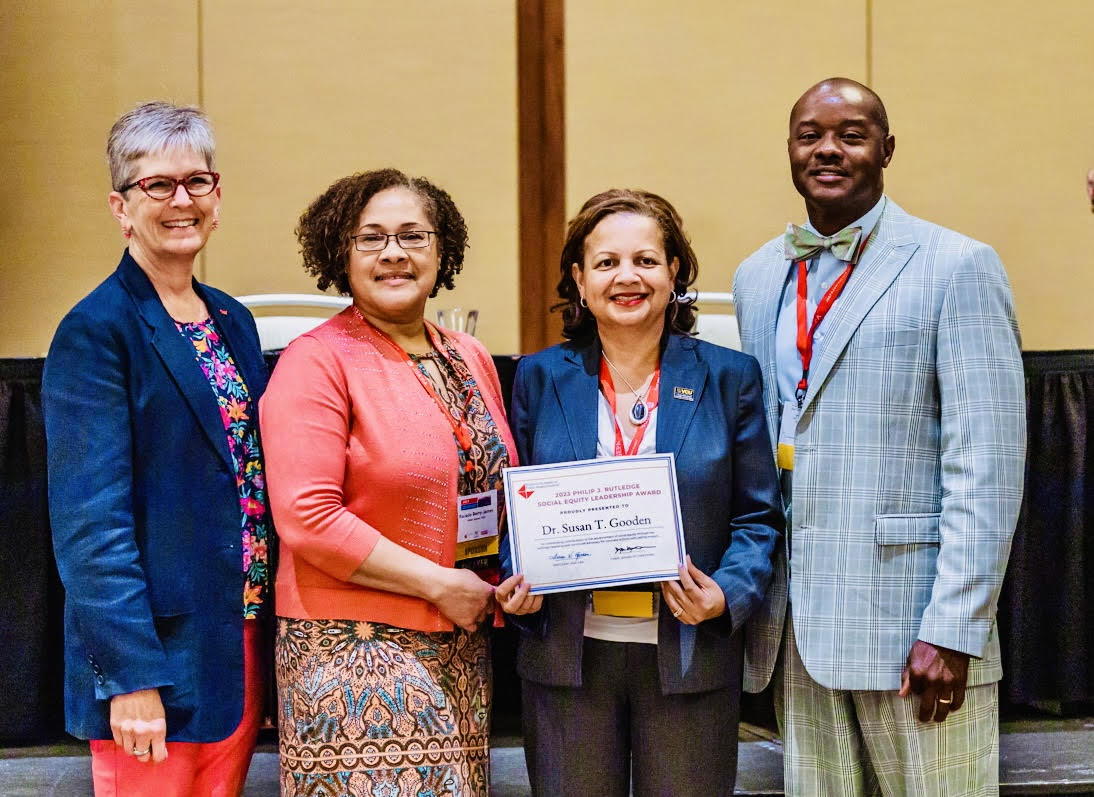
259, 334, 494, 633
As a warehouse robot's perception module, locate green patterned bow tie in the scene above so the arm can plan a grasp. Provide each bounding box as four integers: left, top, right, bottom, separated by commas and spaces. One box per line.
784, 224, 864, 263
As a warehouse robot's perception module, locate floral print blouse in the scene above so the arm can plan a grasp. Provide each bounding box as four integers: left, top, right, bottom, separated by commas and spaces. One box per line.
177, 317, 270, 618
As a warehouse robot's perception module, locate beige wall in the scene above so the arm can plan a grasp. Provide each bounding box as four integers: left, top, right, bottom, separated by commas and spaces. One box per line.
201, 2, 518, 353
1, 2, 200, 357
567, 0, 1094, 350
1, 2, 518, 357
872, 0, 1094, 349
3, 2, 1092, 356
567, 0, 866, 297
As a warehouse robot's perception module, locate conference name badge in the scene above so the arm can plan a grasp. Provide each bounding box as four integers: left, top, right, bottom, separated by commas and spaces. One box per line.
456, 489, 499, 562
777, 399, 798, 471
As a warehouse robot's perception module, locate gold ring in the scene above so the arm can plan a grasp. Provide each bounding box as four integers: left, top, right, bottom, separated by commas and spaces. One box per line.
672, 608, 683, 618
132, 747, 151, 756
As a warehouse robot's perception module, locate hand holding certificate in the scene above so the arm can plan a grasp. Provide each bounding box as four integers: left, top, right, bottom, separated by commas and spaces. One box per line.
502, 453, 687, 594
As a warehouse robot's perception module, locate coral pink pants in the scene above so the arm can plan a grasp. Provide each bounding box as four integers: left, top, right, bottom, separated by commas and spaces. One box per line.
89, 621, 263, 797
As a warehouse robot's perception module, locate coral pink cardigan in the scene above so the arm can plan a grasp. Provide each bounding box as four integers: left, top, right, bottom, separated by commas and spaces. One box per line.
259, 308, 518, 632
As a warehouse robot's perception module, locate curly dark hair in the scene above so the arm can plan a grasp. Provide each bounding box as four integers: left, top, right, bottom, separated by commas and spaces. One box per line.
556, 188, 698, 340
296, 168, 468, 297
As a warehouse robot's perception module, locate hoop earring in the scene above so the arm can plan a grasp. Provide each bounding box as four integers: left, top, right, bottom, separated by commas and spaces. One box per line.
579, 296, 588, 308
669, 291, 679, 303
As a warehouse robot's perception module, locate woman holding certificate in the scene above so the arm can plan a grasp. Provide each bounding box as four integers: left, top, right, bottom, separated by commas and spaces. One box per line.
497, 189, 783, 796
260, 168, 517, 796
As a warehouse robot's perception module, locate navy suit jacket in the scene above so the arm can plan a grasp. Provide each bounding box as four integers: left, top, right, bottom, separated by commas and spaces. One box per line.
503, 334, 783, 695
42, 251, 270, 741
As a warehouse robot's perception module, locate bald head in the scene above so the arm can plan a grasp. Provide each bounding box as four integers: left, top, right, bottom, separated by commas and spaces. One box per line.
791, 78, 889, 136
787, 77, 896, 234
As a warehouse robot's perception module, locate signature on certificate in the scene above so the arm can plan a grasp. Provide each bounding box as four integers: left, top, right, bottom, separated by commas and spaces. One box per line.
613, 545, 655, 554
548, 550, 591, 562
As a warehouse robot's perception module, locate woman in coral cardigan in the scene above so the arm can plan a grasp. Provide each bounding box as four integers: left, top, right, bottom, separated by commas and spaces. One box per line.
260, 168, 519, 797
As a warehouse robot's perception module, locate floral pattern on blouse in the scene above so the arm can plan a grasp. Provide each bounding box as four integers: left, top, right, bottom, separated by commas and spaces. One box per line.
177, 317, 270, 618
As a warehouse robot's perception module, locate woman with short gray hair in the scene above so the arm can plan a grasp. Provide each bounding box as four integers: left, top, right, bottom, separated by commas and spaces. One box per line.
43, 100, 271, 796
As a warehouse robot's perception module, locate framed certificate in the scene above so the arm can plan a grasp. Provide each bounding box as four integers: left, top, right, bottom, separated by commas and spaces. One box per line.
502, 453, 687, 594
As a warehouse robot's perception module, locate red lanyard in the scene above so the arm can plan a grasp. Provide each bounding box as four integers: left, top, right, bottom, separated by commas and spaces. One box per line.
598, 358, 660, 456
369, 318, 475, 473
794, 231, 873, 408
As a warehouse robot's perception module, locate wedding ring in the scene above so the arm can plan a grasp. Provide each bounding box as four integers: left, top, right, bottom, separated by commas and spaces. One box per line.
937, 697, 952, 705
132, 746, 151, 756
672, 608, 683, 618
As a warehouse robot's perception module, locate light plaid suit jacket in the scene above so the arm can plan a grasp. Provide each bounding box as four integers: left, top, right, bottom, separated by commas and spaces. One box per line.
734, 199, 1026, 693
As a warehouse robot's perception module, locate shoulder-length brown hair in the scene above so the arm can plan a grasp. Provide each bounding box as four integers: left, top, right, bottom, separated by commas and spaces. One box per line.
555, 189, 698, 341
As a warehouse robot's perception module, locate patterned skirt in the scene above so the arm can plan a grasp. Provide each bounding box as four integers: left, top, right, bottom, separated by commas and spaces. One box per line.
275, 617, 491, 797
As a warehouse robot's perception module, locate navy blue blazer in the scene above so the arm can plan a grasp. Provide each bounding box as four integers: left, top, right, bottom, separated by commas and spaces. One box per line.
502, 334, 783, 695
42, 251, 270, 741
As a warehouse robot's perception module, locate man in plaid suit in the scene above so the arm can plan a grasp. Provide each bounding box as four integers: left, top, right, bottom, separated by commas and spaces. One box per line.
733, 78, 1026, 795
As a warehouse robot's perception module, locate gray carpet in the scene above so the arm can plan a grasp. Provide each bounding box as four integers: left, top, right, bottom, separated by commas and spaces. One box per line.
2, 722, 1093, 796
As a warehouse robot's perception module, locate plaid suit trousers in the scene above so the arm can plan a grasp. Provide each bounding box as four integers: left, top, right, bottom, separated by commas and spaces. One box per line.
774, 613, 999, 796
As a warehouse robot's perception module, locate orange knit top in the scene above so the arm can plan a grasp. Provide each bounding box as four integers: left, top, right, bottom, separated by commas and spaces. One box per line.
259, 307, 518, 632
